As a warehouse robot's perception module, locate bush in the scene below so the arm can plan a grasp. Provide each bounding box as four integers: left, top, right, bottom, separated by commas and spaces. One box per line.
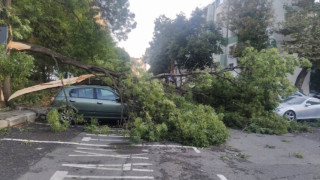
47, 109, 70, 132
84, 119, 110, 134
288, 120, 312, 133
247, 112, 288, 135
125, 74, 229, 147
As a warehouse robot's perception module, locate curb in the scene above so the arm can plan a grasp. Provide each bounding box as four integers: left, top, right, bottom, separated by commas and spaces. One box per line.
0, 110, 36, 129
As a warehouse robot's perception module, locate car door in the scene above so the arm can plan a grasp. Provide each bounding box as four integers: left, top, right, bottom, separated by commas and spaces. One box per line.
94, 88, 122, 119
69, 87, 97, 117
304, 98, 320, 119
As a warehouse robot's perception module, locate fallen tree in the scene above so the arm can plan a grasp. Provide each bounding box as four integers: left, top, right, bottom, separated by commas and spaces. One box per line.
8, 41, 123, 79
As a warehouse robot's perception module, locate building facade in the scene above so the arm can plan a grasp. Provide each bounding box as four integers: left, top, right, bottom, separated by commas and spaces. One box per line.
207, 0, 311, 94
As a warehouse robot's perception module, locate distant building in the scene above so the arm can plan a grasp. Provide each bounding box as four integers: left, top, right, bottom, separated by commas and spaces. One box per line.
206, 0, 311, 94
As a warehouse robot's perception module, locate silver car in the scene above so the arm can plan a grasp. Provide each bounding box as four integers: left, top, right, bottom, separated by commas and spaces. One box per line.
275, 97, 320, 121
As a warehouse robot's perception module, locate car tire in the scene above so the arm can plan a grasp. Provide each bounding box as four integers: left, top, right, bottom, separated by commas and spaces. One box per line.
283, 110, 296, 121
58, 108, 75, 123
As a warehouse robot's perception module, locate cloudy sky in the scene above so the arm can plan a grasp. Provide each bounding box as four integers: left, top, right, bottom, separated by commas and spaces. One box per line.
118, 0, 214, 58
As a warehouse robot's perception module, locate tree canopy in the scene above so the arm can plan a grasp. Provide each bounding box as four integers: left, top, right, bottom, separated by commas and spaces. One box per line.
224, 0, 273, 57
0, 0, 136, 102
279, 0, 320, 89
146, 8, 223, 75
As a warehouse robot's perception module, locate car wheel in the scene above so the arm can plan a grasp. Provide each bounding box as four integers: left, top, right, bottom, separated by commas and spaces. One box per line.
284, 110, 296, 121
58, 108, 75, 123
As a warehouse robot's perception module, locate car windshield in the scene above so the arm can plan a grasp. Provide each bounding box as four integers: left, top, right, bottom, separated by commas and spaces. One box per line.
285, 97, 306, 105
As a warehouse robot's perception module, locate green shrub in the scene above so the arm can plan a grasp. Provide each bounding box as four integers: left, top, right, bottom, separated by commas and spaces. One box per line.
84, 119, 110, 134
247, 112, 288, 135
47, 109, 70, 132
125, 75, 229, 147
288, 120, 312, 133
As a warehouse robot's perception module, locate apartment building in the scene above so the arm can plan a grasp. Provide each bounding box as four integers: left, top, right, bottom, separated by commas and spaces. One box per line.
207, 0, 311, 94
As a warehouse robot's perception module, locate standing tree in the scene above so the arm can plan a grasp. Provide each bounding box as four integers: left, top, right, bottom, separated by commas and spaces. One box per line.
146, 8, 223, 75
0, 0, 136, 104
279, 0, 320, 89
224, 0, 273, 57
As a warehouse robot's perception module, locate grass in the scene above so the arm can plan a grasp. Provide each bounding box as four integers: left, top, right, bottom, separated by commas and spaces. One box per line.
281, 139, 290, 143
293, 152, 303, 159
0, 127, 10, 134
264, 144, 275, 149
235, 153, 249, 159
220, 155, 230, 161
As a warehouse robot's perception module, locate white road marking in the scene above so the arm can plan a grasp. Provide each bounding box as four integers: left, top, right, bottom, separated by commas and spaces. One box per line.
192, 147, 201, 153
132, 168, 154, 172
62, 163, 153, 172
136, 144, 201, 153
86, 134, 128, 138
1, 138, 111, 147
82, 137, 124, 142
73, 150, 148, 156
81, 137, 91, 141
217, 174, 228, 180
76, 147, 115, 152
1, 138, 200, 153
50, 171, 154, 179
50, 171, 68, 180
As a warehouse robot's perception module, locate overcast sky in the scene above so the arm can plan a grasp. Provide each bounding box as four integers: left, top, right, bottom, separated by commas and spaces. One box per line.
118, 0, 214, 58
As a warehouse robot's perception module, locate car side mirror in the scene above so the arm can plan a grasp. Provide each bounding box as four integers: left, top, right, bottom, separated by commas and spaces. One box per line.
115, 97, 121, 102
305, 103, 311, 107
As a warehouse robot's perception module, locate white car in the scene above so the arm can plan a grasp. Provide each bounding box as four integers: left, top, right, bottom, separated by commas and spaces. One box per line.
275, 97, 320, 121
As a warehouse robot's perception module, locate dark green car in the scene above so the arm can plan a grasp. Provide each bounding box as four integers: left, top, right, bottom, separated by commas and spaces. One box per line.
50, 85, 125, 120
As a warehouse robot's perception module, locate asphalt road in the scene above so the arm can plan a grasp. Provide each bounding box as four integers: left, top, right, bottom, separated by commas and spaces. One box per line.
1, 122, 320, 180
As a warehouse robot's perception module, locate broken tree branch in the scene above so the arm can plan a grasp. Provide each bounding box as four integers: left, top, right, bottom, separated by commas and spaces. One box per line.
7, 41, 124, 78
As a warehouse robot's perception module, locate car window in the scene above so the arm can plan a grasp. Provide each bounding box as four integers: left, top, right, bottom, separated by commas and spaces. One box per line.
96, 88, 116, 101
70, 88, 94, 99
306, 99, 320, 105
70, 89, 78, 97
285, 97, 306, 105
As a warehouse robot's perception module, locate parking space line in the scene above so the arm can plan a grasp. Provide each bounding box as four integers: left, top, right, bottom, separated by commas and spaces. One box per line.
73, 150, 148, 156
50, 171, 154, 180
86, 134, 128, 138
62, 163, 154, 172
217, 174, 228, 180
135, 144, 201, 153
81, 137, 124, 142
76, 147, 115, 152
1, 138, 111, 147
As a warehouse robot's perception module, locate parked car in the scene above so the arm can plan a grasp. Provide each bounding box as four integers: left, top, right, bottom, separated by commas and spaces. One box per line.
274, 96, 320, 121
50, 85, 126, 121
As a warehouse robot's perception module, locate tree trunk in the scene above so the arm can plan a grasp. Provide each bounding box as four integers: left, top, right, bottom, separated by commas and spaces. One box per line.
295, 67, 308, 90
3, 77, 11, 105
5, 0, 11, 7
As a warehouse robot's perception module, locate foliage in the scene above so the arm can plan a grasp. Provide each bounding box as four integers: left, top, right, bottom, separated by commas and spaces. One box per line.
288, 120, 312, 133
123, 73, 229, 147
146, 8, 223, 75
93, 0, 137, 41
247, 112, 288, 135
12, 88, 58, 107
0, 47, 34, 92
47, 108, 70, 132
279, 0, 320, 88
224, 0, 273, 57
84, 118, 110, 134
185, 48, 304, 133
279, 0, 320, 66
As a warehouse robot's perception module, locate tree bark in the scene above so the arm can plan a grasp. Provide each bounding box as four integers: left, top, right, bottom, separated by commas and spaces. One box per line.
8, 41, 123, 78
3, 77, 11, 104
295, 67, 308, 90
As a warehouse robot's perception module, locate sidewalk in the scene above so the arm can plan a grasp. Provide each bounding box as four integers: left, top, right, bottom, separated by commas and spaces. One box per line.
0, 109, 37, 129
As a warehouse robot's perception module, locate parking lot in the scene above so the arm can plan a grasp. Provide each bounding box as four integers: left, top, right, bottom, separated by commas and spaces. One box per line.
1, 122, 320, 180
